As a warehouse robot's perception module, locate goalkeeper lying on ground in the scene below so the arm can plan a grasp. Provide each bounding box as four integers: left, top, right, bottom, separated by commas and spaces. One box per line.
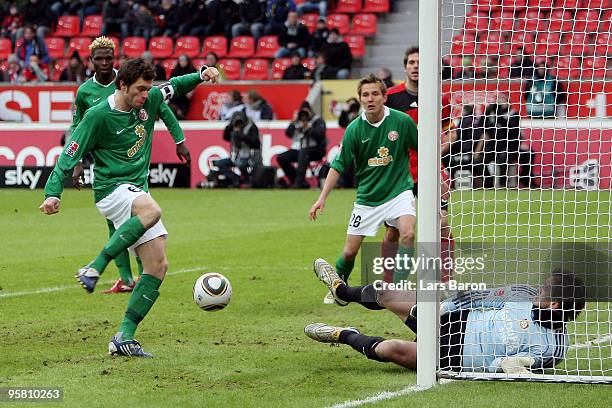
305, 259, 586, 374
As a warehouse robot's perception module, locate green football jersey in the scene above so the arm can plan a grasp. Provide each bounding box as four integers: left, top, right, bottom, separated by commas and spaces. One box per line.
45, 72, 202, 202
70, 72, 184, 144
331, 107, 418, 206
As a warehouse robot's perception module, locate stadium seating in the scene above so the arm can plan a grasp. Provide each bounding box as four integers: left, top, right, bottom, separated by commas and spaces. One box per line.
582, 56, 608, 79
501, 0, 527, 8
51, 58, 69, 81
254, 36, 280, 58
271, 58, 292, 79
228, 36, 255, 58
173, 36, 201, 58
344, 35, 366, 58
203, 36, 228, 58
335, 0, 362, 14
123, 36, 147, 58
300, 13, 319, 33
218, 58, 241, 80
528, 0, 554, 9
554, 55, 580, 79
351, 13, 377, 36
45, 37, 66, 59
301, 57, 316, 71
68, 37, 93, 59
81, 15, 103, 37
594, 33, 611, 56
161, 58, 177, 78
109, 37, 120, 57
362, 0, 390, 13
0, 38, 12, 60
327, 14, 351, 35
497, 56, 512, 79
149, 36, 174, 59
53, 15, 80, 38
549, 10, 573, 32
243, 58, 269, 80
534, 32, 561, 56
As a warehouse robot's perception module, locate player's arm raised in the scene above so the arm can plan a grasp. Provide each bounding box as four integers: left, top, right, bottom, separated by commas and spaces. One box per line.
155, 65, 220, 105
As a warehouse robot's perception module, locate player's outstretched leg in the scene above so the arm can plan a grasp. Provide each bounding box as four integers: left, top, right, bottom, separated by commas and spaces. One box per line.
313, 259, 347, 306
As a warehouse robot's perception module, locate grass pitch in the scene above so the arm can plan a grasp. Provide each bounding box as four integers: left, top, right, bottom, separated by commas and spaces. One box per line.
0, 188, 609, 407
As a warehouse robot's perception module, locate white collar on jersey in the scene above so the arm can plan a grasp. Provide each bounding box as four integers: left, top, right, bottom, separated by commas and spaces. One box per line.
108, 90, 131, 113
361, 105, 390, 128
93, 69, 118, 87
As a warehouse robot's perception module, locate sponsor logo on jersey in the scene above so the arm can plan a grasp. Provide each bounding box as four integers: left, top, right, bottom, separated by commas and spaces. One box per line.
520, 319, 529, 330
135, 124, 146, 138
65, 141, 79, 157
138, 108, 149, 121
368, 146, 393, 167
388, 130, 399, 141
127, 125, 147, 157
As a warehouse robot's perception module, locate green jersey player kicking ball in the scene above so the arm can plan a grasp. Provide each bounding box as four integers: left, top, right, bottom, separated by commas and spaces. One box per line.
40, 58, 219, 357
70, 36, 191, 294
309, 75, 418, 301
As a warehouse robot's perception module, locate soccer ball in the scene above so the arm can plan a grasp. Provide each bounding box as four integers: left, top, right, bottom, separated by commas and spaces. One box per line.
193, 273, 232, 311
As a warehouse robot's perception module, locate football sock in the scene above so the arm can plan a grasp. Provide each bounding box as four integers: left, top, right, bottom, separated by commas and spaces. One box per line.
393, 245, 414, 283
380, 240, 398, 283
404, 305, 418, 334
90, 216, 146, 274
335, 255, 355, 282
339, 330, 386, 362
108, 219, 135, 285
336, 283, 385, 310
136, 256, 144, 276
119, 274, 162, 341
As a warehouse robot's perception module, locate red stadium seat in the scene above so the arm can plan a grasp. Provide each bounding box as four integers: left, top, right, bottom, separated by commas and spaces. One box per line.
0, 38, 12, 60
52, 58, 69, 81
581, 0, 607, 8
451, 35, 476, 55
173, 36, 201, 58
519, 10, 548, 32
326, 14, 351, 35
335, 0, 362, 13
44, 37, 66, 59
582, 56, 608, 79
509, 31, 535, 54
501, 0, 527, 7
300, 13, 320, 34
123, 37, 146, 58
192, 57, 207, 68
549, 10, 573, 32
228, 36, 255, 58
219, 58, 241, 80
562, 33, 589, 56
362, 0, 390, 13
254, 36, 280, 58
344, 34, 365, 58
491, 12, 515, 32
594, 33, 611, 56
81, 15, 102, 37
497, 56, 512, 79
463, 14, 489, 33
351, 13, 377, 36
242, 58, 269, 80
271, 58, 292, 79
534, 32, 561, 56
527, 0, 554, 8
472, 0, 500, 12
53, 15, 80, 37
301, 57, 315, 71
203, 36, 228, 58
554, 55, 580, 79
161, 58, 177, 79
554, 0, 578, 7
149, 36, 174, 59
68, 37, 93, 59
574, 10, 601, 33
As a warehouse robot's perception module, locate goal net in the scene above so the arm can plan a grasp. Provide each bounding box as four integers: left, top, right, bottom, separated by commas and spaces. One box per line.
419, 0, 612, 384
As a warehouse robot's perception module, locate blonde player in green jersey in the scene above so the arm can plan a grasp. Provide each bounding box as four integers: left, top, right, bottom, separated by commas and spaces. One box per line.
70, 36, 191, 294
309, 75, 419, 300
40, 58, 219, 357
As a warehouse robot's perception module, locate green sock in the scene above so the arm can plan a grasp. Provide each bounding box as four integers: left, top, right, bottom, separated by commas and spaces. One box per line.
394, 246, 415, 283
119, 274, 162, 341
107, 220, 134, 285
136, 256, 144, 277
336, 255, 355, 282
90, 216, 146, 274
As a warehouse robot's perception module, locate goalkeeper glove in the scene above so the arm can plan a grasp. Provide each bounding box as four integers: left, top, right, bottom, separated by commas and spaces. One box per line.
499, 356, 535, 374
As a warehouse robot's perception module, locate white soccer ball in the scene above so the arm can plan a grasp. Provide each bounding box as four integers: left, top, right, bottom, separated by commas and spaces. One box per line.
193, 273, 232, 311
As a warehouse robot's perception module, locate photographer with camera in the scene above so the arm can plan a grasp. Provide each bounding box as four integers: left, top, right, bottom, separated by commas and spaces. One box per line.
338, 97, 360, 129
214, 110, 262, 188
277, 101, 327, 188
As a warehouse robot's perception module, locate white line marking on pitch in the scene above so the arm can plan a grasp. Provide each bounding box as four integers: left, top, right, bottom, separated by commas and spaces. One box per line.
570, 334, 612, 350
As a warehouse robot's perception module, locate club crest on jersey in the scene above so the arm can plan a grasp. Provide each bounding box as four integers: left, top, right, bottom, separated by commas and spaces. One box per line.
138, 108, 148, 121
520, 319, 529, 330
388, 130, 399, 141
65, 141, 79, 157
368, 146, 393, 167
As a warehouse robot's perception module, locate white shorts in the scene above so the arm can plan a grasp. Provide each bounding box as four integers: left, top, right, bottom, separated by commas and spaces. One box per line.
347, 189, 416, 237
96, 184, 167, 252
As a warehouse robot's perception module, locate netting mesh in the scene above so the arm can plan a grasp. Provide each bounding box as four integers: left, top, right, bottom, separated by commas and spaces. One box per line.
438, 0, 611, 382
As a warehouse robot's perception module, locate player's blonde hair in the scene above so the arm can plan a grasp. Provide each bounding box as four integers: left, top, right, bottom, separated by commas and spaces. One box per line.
89, 36, 115, 52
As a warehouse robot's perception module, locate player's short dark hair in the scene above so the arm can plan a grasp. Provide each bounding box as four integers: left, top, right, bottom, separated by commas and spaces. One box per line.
404, 45, 419, 67
115, 57, 156, 89
545, 269, 586, 322
357, 74, 387, 97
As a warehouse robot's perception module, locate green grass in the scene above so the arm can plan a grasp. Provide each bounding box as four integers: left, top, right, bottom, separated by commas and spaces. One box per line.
0, 189, 610, 407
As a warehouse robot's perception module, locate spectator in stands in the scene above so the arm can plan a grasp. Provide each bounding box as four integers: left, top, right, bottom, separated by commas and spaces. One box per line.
311, 52, 337, 80
219, 90, 245, 121
132, 3, 155, 43
168, 54, 196, 119
1, 3, 24, 46
21, 0, 52, 40
153, 0, 180, 38
15, 25, 49, 67
377, 67, 394, 88
275, 11, 311, 58
102, 0, 130, 39
296, 0, 326, 17
207, 0, 240, 39
204, 51, 226, 80
51, 1, 102, 25
310, 17, 328, 55
232, 0, 267, 40
59, 51, 87, 84
177, 0, 209, 37
321, 28, 352, 79
524, 58, 565, 118
142, 51, 166, 81
244, 89, 274, 121
215, 110, 262, 187
509, 47, 534, 79
264, 0, 296, 35
282, 52, 311, 80
277, 101, 326, 188
22, 53, 49, 82
443, 104, 485, 185
3, 54, 23, 83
